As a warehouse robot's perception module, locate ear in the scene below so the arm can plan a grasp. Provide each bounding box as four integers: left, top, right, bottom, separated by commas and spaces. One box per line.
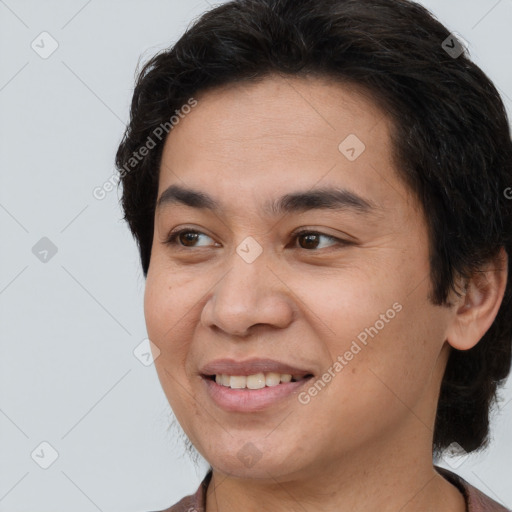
446, 248, 508, 351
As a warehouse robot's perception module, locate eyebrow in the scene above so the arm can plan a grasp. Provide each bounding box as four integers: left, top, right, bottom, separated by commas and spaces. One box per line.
156, 184, 379, 217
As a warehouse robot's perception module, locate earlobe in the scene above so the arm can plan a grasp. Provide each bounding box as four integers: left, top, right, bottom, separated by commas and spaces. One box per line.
446, 248, 508, 351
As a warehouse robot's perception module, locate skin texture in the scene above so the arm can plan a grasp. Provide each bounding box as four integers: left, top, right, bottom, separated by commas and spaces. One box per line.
144, 75, 507, 512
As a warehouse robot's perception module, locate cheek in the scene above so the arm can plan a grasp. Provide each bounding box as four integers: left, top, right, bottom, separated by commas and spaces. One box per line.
328, 297, 447, 425
144, 269, 169, 344
144, 264, 192, 375
303, 313, 439, 452
144, 257, 201, 340
144, 270, 200, 429
303, 266, 443, 402
289, 263, 396, 345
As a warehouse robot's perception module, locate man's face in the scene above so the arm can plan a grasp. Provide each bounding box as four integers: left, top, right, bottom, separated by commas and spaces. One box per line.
145, 76, 454, 479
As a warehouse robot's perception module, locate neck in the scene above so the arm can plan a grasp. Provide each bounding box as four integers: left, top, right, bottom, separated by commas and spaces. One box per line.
205, 435, 466, 512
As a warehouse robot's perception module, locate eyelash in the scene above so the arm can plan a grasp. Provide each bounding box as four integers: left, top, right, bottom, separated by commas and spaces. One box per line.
163, 228, 350, 251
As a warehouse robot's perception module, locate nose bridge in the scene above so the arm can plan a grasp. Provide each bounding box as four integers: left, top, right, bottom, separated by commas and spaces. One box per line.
225, 242, 268, 301
202, 241, 295, 335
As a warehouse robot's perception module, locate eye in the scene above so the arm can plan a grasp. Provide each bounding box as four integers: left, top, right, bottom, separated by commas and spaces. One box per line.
163, 228, 349, 250
164, 228, 217, 248
291, 229, 345, 250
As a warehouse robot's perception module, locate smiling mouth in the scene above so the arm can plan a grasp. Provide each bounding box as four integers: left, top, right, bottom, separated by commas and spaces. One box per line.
204, 372, 314, 390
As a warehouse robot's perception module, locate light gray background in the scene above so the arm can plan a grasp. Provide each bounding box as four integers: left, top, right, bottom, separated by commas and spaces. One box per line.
0, 1, 511, 511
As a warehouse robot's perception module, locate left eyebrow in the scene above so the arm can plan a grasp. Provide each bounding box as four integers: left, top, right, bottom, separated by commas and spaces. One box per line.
266, 187, 378, 216
156, 184, 380, 217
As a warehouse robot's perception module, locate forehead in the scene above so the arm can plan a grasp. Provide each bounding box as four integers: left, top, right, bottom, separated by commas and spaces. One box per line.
157, 75, 414, 217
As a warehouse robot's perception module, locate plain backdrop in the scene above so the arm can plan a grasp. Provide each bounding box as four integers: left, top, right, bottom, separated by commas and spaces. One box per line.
0, 1, 511, 511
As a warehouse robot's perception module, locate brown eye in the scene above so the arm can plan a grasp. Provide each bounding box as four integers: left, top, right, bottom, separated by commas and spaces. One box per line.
293, 230, 341, 250
164, 229, 216, 248
298, 233, 322, 249
178, 231, 200, 247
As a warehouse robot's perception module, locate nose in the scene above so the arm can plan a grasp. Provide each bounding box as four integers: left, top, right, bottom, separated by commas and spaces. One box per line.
200, 249, 296, 337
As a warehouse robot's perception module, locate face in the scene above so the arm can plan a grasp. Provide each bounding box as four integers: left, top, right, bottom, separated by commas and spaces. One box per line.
144, 75, 455, 480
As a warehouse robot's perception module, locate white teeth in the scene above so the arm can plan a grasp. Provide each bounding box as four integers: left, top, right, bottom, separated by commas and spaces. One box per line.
246, 373, 266, 389
230, 376, 246, 389
265, 372, 281, 387
214, 372, 306, 389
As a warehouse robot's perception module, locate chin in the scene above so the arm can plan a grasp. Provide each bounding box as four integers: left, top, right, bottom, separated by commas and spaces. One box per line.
203, 443, 311, 481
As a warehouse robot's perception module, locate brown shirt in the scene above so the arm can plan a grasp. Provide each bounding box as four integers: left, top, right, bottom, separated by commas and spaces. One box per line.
152, 466, 511, 512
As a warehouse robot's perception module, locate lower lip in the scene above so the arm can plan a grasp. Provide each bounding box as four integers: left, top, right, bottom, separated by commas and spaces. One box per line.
201, 376, 312, 412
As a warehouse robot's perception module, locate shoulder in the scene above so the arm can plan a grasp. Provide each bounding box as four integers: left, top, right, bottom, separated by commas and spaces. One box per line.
149, 494, 196, 512
148, 470, 213, 512
435, 466, 511, 512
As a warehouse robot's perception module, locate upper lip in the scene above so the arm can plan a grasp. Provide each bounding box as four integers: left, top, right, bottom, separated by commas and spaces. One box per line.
200, 358, 313, 377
